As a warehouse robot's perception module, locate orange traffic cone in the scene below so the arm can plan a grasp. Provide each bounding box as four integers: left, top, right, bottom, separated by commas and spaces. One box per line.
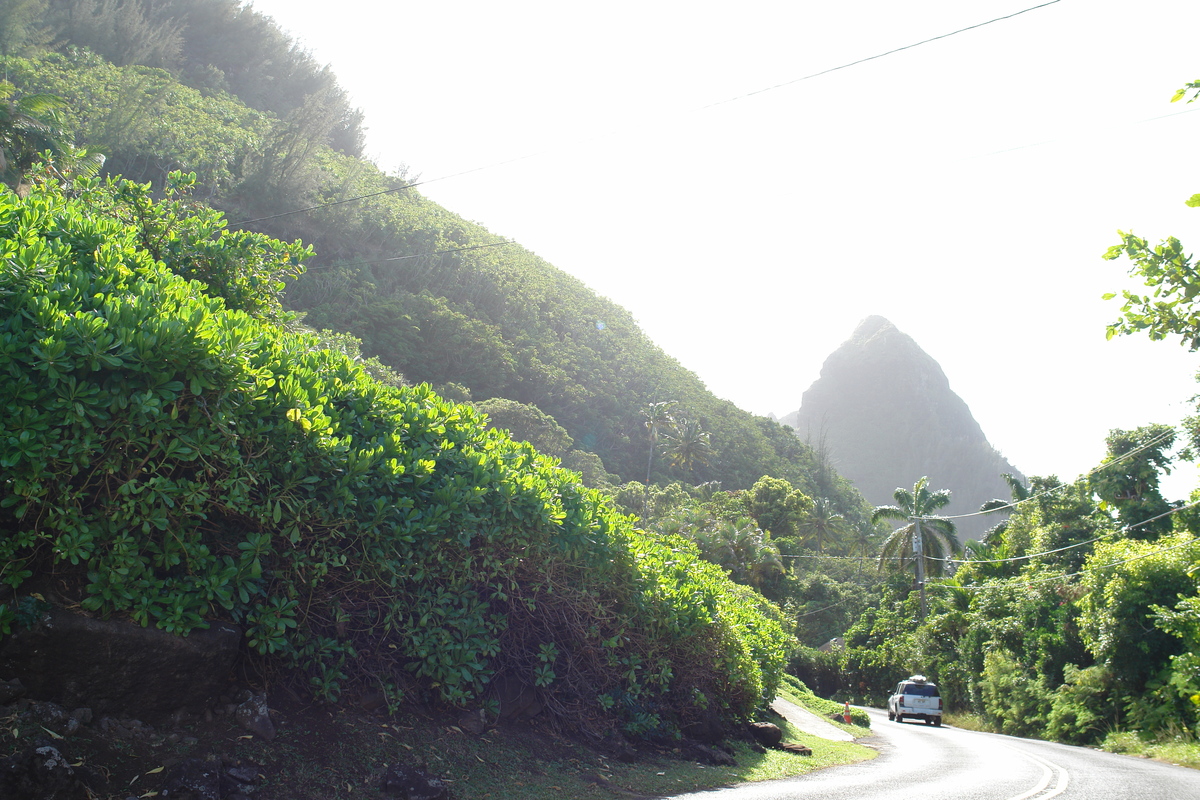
843, 701, 852, 724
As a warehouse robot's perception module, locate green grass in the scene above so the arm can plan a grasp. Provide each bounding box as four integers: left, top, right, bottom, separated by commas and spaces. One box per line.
944, 713, 1200, 771
1100, 730, 1200, 769
775, 674, 871, 731
942, 711, 988, 732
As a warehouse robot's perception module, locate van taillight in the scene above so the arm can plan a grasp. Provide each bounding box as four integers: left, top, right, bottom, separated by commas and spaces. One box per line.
938, 699, 943, 709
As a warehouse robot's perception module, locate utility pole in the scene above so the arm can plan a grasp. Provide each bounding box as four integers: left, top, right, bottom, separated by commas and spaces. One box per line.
913, 517, 926, 621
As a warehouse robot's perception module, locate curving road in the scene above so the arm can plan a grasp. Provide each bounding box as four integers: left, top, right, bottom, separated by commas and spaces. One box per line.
667, 706, 1200, 800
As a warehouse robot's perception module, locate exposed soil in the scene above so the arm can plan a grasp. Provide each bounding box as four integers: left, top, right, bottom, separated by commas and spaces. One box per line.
0, 688, 670, 800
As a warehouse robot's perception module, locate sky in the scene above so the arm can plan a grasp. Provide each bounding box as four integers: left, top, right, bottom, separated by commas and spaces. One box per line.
247, 0, 1200, 498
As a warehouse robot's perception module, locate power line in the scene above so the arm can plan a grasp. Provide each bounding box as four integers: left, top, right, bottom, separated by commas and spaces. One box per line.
797, 597, 857, 619
936, 425, 1181, 522
232, 1, 1065, 228
698, 1, 1063, 113
776, 429, 1186, 566
938, 499, 1200, 566
929, 530, 1200, 594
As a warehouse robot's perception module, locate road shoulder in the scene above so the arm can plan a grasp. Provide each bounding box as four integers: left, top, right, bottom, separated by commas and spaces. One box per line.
771, 697, 857, 741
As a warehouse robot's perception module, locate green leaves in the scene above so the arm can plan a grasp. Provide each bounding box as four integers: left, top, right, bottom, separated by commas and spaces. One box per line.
1103, 223, 1200, 349
0, 177, 794, 735
1170, 80, 1200, 104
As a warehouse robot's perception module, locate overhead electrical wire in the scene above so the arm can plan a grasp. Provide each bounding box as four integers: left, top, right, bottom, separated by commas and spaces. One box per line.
697, 1, 1063, 113
778, 427, 1191, 567
928, 529, 1200, 594
934, 424, 1181, 522
797, 597, 858, 619
231, 0, 1065, 228
231, 0, 1192, 591
936, 499, 1200, 566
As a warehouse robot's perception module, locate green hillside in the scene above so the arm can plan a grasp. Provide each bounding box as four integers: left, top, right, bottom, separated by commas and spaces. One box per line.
0, 173, 792, 735
0, 0, 872, 740
0, 0, 869, 515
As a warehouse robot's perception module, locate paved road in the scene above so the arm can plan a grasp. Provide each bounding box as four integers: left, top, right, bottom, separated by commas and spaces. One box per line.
666, 706, 1200, 800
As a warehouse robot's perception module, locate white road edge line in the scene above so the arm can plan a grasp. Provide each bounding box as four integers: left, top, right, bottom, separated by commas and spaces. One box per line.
1005, 754, 1051, 800
1003, 746, 1070, 800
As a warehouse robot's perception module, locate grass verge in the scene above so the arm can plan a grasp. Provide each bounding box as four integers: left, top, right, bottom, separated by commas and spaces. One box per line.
943, 713, 1200, 772
1099, 731, 1200, 769
775, 674, 871, 732
942, 711, 988, 732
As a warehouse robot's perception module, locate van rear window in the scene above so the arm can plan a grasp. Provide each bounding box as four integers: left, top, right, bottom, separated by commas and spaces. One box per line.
903, 683, 939, 696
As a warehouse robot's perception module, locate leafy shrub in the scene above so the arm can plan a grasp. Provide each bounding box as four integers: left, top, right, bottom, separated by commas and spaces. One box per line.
1078, 534, 1199, 694
0, 176, 791, 735
980, 650, 1051, 737
1046, 664, 1118, 744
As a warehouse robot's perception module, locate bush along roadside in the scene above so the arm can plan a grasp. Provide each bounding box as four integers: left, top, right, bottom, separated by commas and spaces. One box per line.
0, 175, 794, 741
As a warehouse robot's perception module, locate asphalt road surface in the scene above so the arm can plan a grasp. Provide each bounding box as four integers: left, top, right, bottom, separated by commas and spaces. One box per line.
666, 706, 1200, 800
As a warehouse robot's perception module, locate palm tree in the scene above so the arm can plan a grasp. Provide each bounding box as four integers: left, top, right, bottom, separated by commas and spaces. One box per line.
641, 401, 676, 483
795, 497, 852, 554
961, 538, 1019, 581
845, 522, 877, 576
872, 476, 962, 619
0, 81, 68, 190
979, 473, 1030, 543
695, 517, 783, 592
640, 400, 676, 519
661, 416, 711, 474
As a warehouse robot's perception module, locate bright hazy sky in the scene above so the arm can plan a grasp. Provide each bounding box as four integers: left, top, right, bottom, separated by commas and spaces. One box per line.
248, 0, 1200, 498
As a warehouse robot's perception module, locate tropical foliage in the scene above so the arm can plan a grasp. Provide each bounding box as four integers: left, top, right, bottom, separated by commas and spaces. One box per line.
872, 477, 962, 577
6, 1, 1200, 756
0, 175, 792, 736
814, 82, 1200, 746
0, 78, 66, 187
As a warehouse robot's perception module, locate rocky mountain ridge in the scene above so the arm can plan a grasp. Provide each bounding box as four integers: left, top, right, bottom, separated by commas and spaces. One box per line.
781, 316, 1021, 540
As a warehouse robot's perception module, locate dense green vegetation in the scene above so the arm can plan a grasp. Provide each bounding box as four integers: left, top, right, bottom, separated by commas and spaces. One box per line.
0, 174, 794, 737
0, 4, 870, 505
0, 3, 884, 736
4, 1, 1200, 760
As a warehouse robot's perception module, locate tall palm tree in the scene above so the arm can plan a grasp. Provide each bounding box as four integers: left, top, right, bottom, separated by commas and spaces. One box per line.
845, 521, 877, 577
641, 401, 677, 484
872, 476, 961, 618
661, 416, 711, 474
795, 497, 852, 554
0, 81, 68, 190
640, 400, 676, 519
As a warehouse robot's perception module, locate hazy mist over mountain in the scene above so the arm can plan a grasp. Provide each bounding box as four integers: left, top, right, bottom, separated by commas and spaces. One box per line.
781, 316, 1021, 540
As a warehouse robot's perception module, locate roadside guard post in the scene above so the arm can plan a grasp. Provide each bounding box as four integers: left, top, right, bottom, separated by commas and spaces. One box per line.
843, 701, 852, 724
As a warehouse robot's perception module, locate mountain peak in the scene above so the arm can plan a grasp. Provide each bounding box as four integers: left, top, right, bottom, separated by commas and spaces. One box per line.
783, 318, 1020, 539
850, 314, 896, 340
